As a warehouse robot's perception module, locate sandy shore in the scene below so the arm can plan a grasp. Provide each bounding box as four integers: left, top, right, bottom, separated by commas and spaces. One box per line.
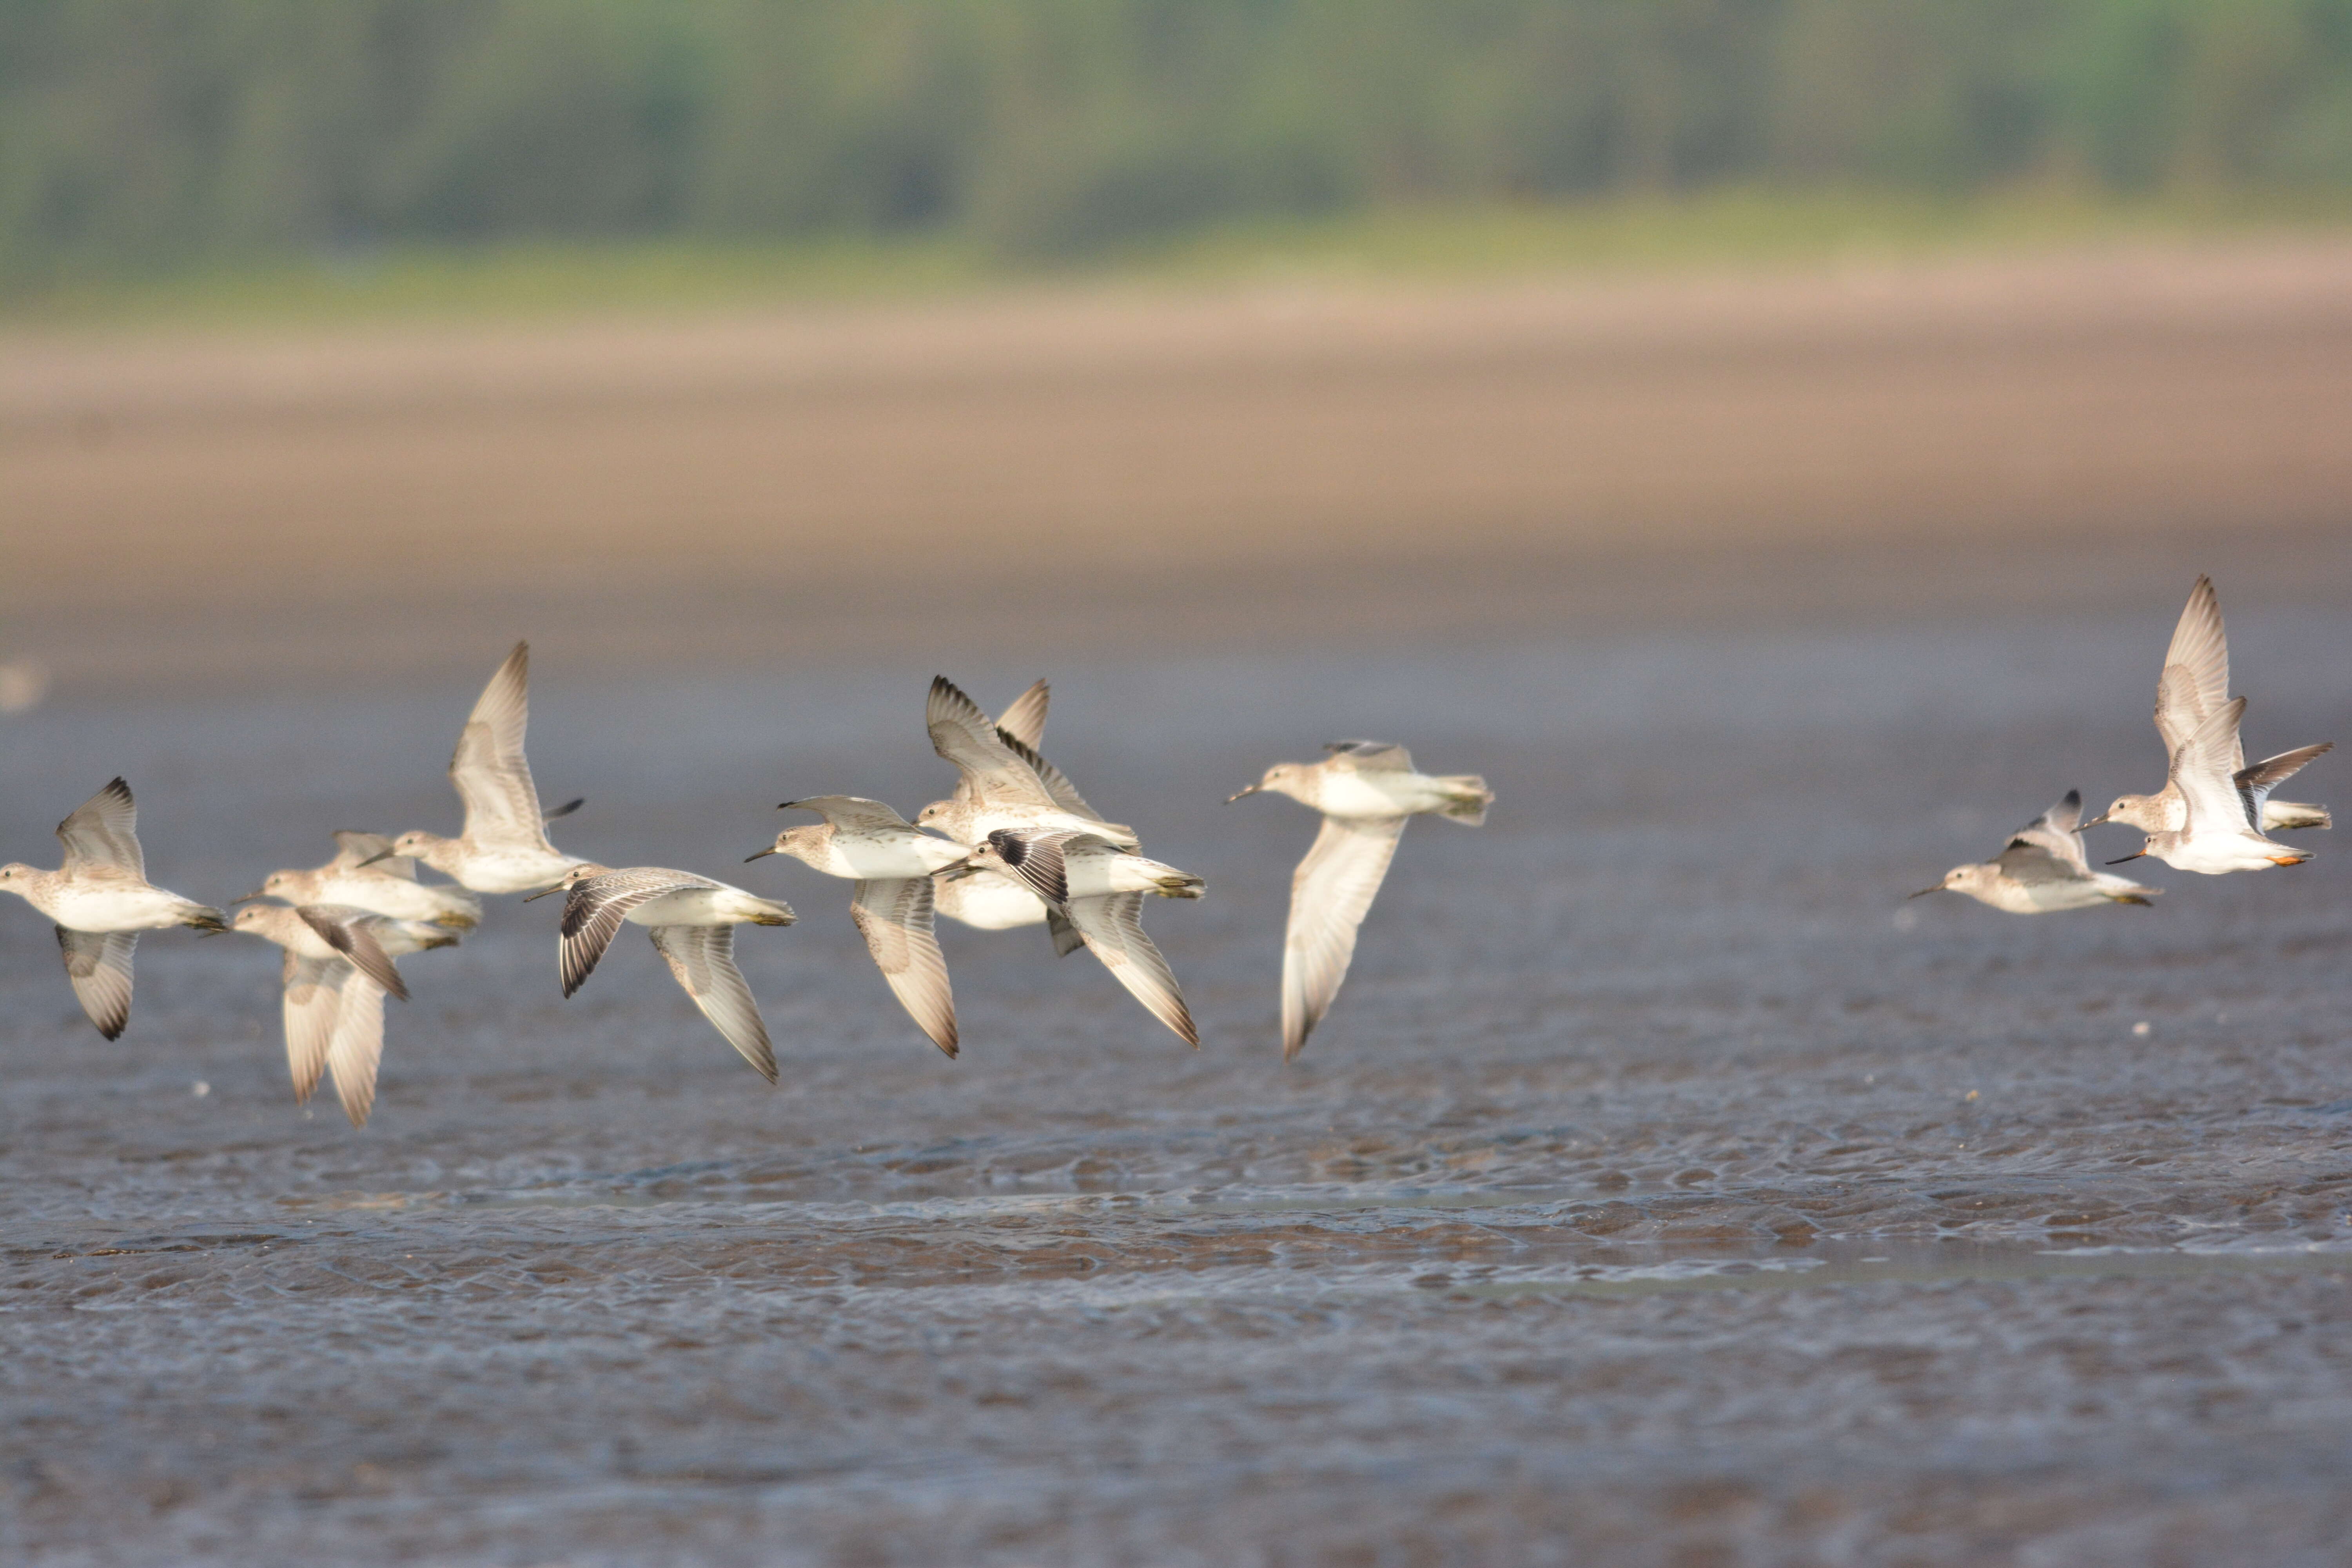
6, 238, 2351, 691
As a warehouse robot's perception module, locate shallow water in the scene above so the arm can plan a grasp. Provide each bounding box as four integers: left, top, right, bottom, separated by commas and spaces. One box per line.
5, 603, 2352, 1566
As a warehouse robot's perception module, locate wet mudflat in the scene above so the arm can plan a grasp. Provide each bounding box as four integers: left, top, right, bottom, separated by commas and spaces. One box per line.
4, 601, 2352, 1566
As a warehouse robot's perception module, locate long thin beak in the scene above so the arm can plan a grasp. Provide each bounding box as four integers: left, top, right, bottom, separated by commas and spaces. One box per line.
520, 885, 565, 902
744, 847, 778, 862
234, 888, 267, 904
1225, 785, 1259, 803
936, 862, 981, 881
1907, 886, 1942, 899
356, 849, 394, 867
2104, 852, 2145, 865
2080, 814, 2110, 828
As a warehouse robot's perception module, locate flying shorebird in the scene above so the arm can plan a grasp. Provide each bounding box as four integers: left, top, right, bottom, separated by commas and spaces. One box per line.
376, 642, 585, 895
1230, 741, 1492, 1060
2089, 575, 2332, 847
920, 680, 1089, 953
243, 831, 482, 929
748, 795, 965, 1057
2101, 697, 2321, 875
526, 863, 795, 1082
1912, 791, 2158, 913
929, 681, 1054, 936
915, 676, 1139, 852
230, 902, 457, 1126
955, 826, 1205, 1046
0, 778, 227, 1040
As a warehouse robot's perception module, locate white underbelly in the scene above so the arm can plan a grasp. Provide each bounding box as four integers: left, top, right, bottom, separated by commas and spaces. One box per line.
624, 889, 728, 927
1316, 774, 1423, 819
317, 874, 469, 923
453, 846, 576, 895
45, 882, 191, 932
2160, 834, 2281, 875
835, 840, 954, 880
936, 876, 1047, 930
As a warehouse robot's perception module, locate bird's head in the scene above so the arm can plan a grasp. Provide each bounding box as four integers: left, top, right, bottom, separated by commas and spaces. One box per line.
2084, 794, 2153, 831
1229, 762, 1308, 804
748, 825, 820, 864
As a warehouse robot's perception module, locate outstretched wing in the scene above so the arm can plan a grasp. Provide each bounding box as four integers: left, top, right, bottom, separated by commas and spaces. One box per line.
296, 906, 409, 1001
325, 972, 390, 1128
449, 642, 550, 851
649, 924, 777, 1082
2237, 741, 2333, 832
1067, 892, 1196, 1047
1993, 838, 2079, 887
280, 951, 348, 1103
2155, 575, 2231, 761
2171, 695, 2252, 835
998, 731, 1111, 824
330, 831, 414, 880
56, 927, 136, 1040
1323, 740, 1416, 773
1281, 815, 1408, 1060
851, 877, 957, 1057
782, 795, 916, 831
996, 680, 1050, 750
2007, 790, 2091, 874
559, 869, 702, 997
927, 676, 1059, 811
986, 829, 1082, 907
56, 778, 143, 878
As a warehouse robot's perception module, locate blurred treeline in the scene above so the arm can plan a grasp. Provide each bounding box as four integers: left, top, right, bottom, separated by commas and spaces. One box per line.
5, 0, 2352, 285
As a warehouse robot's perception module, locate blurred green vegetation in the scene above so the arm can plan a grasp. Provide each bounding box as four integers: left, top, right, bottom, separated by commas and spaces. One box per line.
5, 0, 2352, 312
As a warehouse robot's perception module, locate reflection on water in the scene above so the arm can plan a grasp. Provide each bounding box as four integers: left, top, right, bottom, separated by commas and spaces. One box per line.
5, 604, 2352, 1564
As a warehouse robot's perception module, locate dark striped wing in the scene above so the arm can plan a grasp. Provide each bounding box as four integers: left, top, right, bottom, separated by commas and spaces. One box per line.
559, 869, 704, 997
57, 927, 137, 1040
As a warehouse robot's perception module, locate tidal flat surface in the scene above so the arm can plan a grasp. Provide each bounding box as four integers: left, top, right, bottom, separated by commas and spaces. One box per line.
4, 603, 2351, 1566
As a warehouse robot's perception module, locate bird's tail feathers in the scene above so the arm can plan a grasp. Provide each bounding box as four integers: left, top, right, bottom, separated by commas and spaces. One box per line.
1435, 775, 1493, 826
2265, 800, 2332, 831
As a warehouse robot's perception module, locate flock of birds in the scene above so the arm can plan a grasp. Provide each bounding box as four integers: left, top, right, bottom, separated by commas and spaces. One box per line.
0, 574, 2325, 1127
0, 649, 1491, 1125
1916, 575, 2330, 912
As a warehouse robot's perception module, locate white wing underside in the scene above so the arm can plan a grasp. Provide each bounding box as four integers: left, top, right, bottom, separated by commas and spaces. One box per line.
1282, 815, 1408, 1059
58, 927, 137, 1040
649, 924, 777, 1083
851, 877, 958, 1057
450, 643, 552, 851
325, 973, 390, 1127
280, 951, 345, 1102
275, 952, 390, 1126
1069, 892, 1196, 1047
2156, 575, 2241, 769
2171, 695, 2255, 835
